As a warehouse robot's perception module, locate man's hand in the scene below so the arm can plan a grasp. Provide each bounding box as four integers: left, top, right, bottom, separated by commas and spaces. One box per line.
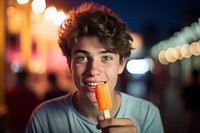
96, 114, 137, 133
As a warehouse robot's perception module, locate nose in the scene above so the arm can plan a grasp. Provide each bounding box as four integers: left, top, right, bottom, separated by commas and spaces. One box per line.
86, 58, 101, 76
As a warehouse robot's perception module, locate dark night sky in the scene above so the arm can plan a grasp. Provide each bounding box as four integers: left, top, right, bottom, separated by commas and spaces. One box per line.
47, 0, 200, 50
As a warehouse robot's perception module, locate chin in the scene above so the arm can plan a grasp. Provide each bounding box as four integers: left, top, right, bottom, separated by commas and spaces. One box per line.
86, 92, 97, 103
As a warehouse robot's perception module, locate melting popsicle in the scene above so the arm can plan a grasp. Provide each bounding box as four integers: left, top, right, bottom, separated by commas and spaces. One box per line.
95, 83, 112, 119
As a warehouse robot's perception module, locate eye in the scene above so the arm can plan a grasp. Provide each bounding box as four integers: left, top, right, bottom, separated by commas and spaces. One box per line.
102, 55, 113, 61
75, 56, 88, 63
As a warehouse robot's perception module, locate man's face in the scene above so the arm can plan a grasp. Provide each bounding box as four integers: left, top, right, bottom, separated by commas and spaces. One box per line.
70, 36, 127, 104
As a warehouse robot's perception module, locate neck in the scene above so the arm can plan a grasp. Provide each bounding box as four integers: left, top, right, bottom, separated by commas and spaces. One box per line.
72, 91, 100, 123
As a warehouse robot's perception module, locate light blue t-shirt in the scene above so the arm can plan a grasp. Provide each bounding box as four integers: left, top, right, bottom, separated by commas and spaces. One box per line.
26, 91, 164, 133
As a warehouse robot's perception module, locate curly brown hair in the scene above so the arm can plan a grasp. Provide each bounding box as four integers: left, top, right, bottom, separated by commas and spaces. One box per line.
58, 2, 133, 63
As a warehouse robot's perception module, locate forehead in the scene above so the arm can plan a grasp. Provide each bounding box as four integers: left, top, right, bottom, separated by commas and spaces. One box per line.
72, 36, 106, 53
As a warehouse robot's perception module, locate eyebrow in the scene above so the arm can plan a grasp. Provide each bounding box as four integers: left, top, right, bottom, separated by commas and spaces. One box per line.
72, 49, 112, 55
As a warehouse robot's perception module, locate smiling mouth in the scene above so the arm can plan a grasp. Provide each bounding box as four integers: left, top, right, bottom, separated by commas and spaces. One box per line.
84, 82, 106, 88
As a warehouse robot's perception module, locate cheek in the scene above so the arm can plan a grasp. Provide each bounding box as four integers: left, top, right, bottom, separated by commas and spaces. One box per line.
105, 68, 119, 89
105, 61, 122, 74
71, 65, 84, 90
105, 65, 120, 79
72, 64, 83, 76
71, 63, 87, 81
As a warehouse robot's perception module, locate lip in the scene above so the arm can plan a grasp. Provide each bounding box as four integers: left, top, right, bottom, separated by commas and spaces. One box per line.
85, 85, 96, 92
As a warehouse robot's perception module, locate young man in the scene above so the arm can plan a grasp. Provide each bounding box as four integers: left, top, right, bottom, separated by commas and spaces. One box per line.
26, 2, 164, 133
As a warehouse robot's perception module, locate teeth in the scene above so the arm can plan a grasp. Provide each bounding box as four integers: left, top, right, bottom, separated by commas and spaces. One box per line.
87, 82, 104, 86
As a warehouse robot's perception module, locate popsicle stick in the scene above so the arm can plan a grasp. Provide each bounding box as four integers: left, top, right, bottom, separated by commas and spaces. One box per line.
104, 109, 111, 119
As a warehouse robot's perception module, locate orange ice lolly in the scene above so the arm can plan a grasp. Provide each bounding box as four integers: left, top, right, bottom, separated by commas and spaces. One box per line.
95, 83, 112, 119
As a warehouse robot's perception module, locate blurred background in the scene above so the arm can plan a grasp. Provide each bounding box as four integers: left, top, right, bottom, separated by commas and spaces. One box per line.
0, 0, 200, 133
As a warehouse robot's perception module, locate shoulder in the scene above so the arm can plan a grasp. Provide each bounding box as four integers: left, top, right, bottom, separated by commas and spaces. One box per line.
121, 92, 155, 105
33, 92, 74, 116
120, 92, 159, 112
119, 92, 164, 132
26, 92, 79, 132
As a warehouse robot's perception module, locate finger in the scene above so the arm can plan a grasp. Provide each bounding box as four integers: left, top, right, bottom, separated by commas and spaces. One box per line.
96, 114, 105, 129
102, 126, 137, 133
98, 118, 135, 129
97, 114, 105, 122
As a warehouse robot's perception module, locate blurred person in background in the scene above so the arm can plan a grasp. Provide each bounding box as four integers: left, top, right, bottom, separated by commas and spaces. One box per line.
5, 69, 40, 133
181, 69, 200, 133
45, 72, 67, 100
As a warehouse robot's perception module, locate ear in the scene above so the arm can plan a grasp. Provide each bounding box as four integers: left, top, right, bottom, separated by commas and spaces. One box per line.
118, 57, 128, 74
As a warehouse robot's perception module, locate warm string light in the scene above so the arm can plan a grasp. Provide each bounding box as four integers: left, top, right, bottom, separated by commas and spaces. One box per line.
44, 7, 57, 21
31, 0, 46, 14
44, 7, 68, 26
17, 0, 29, 4
158, 41, 200, 64
151, 18, 200, 63
16, 0, 67, 26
